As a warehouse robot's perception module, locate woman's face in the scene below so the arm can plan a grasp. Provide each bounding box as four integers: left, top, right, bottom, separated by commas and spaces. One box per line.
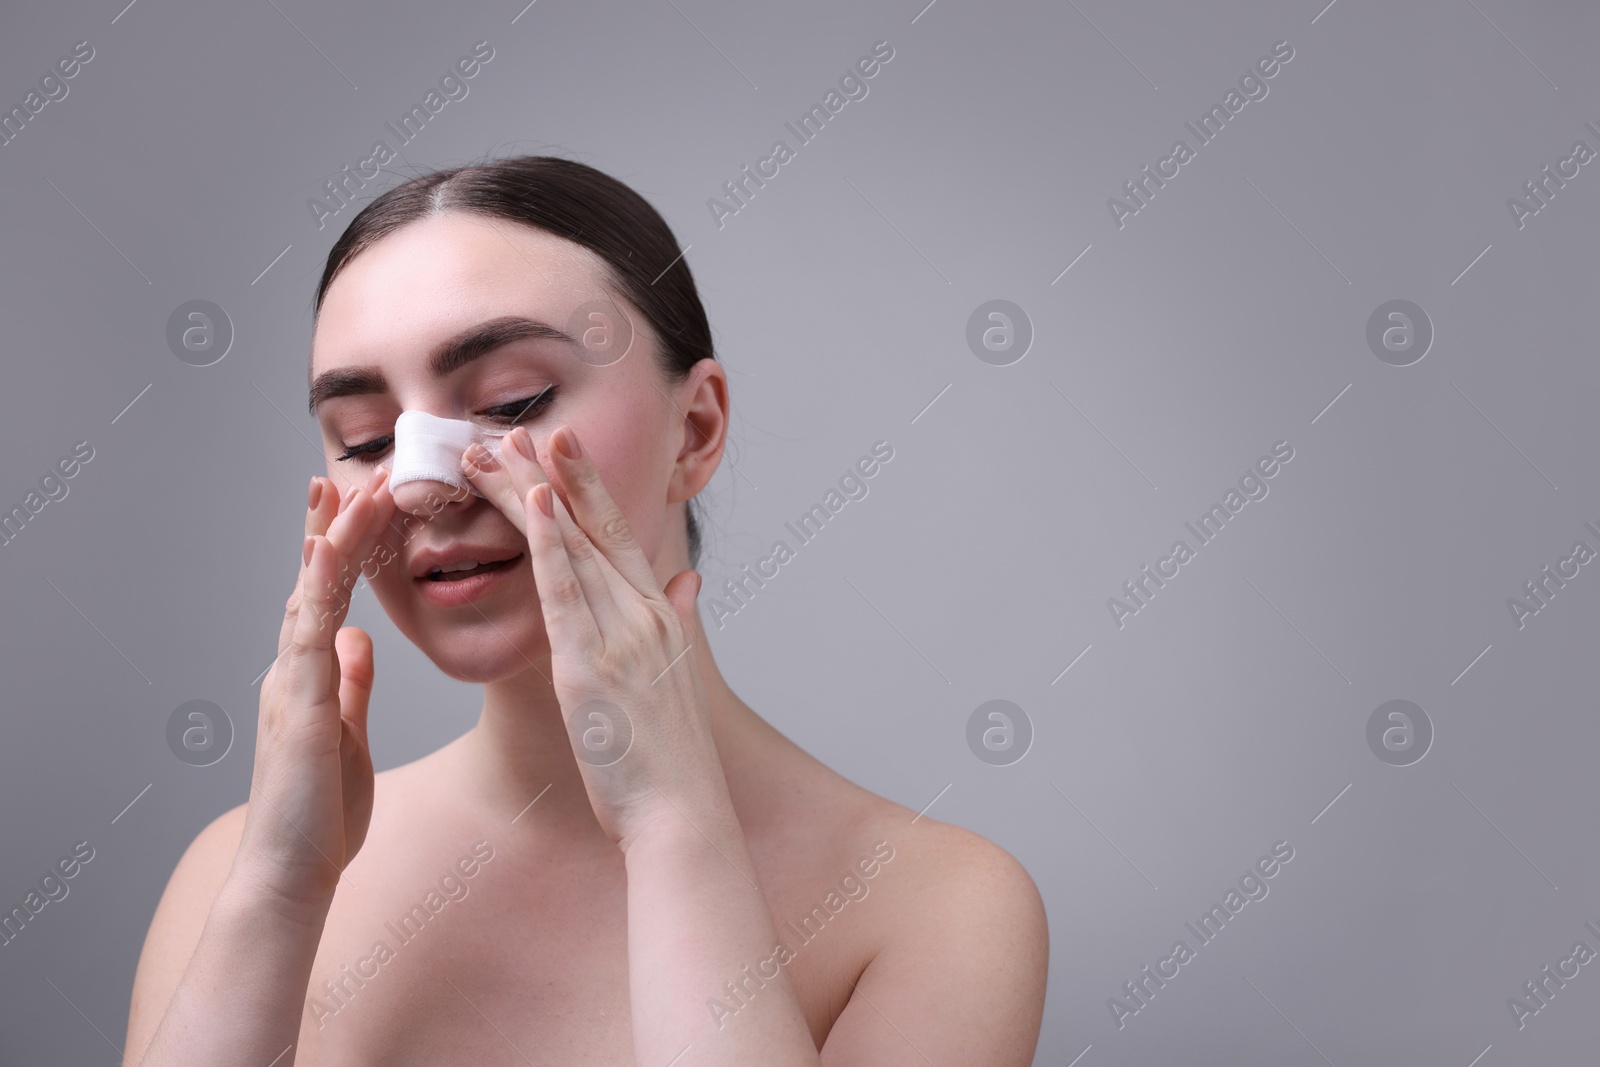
309, 212, 690, 681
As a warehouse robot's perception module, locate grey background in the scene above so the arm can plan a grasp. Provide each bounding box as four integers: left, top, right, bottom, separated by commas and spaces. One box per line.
1, 0, 1595, 1063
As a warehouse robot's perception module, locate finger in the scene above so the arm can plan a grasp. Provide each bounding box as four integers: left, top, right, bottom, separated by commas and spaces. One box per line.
344, 468, 399, 584
524, 482, 602, 661
664, 569, 707, 651
547, 425, 660, 597
651, 569, 706, 686
275, 476, 345, 667
307, 476, 339, 537
287, 483, 374, 655
313, 468, 394, 608
322, 475, 382, 577
337, 624, 377, 862
334, 626, 375, 738
284, 534, 355, 715
460, 440, 540, 535
502, 428, 622, 630
465, 435, 622, 631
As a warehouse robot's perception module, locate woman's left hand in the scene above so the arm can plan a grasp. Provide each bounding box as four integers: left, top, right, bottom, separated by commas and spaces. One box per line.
462, 424, 724, 850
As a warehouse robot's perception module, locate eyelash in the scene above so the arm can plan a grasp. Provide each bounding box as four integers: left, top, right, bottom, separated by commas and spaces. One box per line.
334, 387, 558, 463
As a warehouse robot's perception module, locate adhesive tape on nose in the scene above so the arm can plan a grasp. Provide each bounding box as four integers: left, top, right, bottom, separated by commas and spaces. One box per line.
380, 410, 507, 499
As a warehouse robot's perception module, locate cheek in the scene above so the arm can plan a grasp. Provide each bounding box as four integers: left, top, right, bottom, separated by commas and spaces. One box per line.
580, 408, 669, 540
363, 520, 420, 591
366, 553, 408, 597
322, 458, 369, 501
363, 552, 414, 623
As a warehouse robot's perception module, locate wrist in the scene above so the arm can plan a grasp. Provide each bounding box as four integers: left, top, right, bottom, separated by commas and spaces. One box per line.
217, 863, 336, 932
615, 804, 687, 857
618, 793, 742, 861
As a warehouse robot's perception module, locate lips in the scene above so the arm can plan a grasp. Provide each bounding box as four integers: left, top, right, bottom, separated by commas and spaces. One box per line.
409, 543, 526, 608
410, 545, 525, 581
423, 558, 519, 581
412, 553, 524, 607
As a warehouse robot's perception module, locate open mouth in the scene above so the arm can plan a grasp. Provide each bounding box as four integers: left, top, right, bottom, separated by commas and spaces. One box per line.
423, 556, 522, 582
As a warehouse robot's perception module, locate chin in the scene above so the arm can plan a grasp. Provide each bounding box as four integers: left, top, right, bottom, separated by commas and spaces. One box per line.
422, 626, 551, 684
372, 585, 551, 684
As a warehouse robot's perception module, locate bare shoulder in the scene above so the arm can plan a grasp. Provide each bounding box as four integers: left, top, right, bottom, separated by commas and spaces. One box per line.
122, 758, 421, 1065
805, 778, 1050, 1064
852, 789, 1048, 941
755, 745, 1046, 938
764, 749, 1047, 949
122, 799, 249, 1065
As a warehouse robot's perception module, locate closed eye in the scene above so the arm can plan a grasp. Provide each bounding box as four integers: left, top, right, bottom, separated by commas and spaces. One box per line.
334, 386, 557, 463
483, 384, 556, 424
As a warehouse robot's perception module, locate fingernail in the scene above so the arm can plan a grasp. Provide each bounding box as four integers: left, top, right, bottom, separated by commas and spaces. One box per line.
303, 536, 315, 566
342, 482, 359, 505
556, 428, 581, 460
535, 483, 554, 518
309, 478, 323, 510
498, 427, 521, 461
365, 467, 385, 491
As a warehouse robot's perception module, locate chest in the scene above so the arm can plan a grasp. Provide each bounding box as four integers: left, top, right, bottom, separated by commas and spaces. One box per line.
289, 837, 869, 1064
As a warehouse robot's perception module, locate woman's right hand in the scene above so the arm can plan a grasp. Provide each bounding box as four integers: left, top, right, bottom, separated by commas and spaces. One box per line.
230, 467, 397, 918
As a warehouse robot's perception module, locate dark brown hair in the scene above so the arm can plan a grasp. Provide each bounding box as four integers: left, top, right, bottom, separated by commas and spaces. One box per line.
311, 154, 715, 568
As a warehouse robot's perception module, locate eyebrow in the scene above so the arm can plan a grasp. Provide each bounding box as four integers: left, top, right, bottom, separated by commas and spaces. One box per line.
308, 315, 576, 415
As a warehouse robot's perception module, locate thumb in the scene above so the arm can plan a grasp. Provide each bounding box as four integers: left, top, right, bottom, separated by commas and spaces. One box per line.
334, 626, 375, 736
664, 570, 706, 645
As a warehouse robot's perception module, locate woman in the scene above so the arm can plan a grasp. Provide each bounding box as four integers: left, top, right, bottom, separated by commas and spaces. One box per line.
122, 156, 1048, 1065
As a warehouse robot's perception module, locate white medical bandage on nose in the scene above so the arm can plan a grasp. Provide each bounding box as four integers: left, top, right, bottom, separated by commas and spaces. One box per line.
380, 410, 508, 499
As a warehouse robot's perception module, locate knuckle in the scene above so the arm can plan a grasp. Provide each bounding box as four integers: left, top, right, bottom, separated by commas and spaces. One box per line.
315, 573, 352, 613
287, 626, 318, 657
550, 572, 585, 608
647, 605, 678, 641
598, 510, 634, 545
644, 610, 683, 653
564, 532, 598, 566
589, 659, 622, 690
462, 443, 496, 477
300, 583, 330, 621
291, 607, 335, 651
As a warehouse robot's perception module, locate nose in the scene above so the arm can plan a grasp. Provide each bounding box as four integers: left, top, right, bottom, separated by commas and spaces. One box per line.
383, 409, 481, 518
387, 470, 474, 518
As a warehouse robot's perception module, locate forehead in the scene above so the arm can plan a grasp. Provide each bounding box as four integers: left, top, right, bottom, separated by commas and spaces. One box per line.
312, 212, 615, 372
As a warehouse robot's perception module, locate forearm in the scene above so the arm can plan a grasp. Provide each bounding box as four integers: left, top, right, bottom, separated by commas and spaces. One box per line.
135, 876, 326, 1066
623, 805, 821, 1066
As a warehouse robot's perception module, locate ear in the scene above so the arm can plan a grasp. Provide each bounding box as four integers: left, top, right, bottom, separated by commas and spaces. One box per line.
668, 360, 729, 506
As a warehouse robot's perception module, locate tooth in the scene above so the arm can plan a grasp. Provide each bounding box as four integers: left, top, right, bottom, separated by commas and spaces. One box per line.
432, 559, 494, 575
